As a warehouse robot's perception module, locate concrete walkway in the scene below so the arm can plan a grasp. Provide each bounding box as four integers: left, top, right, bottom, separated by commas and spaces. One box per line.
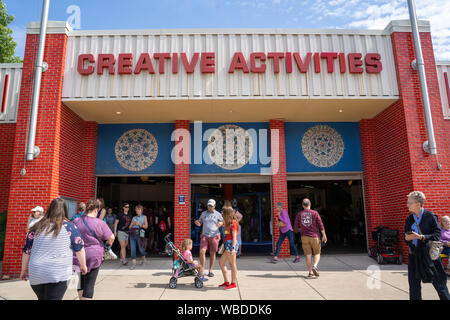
0, 254, 448, 300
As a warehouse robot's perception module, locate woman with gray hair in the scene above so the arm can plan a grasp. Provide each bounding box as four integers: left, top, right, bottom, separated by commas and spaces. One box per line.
404, 191, 449, 300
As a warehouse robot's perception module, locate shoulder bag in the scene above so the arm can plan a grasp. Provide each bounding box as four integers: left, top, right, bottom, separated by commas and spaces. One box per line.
414, 217, 444, 261
81, 216, 118, 260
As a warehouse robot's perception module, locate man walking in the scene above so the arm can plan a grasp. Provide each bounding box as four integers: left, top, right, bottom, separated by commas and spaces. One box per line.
294, 198, 327, 278
195, 199, 224, 280
272, 203, 300, 264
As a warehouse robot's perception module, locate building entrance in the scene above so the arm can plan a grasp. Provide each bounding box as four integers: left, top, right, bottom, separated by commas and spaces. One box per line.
287, 179, 367, 254
191, 183, 272, 254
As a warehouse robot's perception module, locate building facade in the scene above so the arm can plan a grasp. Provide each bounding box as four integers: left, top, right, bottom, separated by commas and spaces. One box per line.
0, 19, 449, 277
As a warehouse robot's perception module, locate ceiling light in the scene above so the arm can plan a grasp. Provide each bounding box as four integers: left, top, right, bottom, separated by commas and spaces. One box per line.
339, 109, 343, 113
116, 111, 121, 115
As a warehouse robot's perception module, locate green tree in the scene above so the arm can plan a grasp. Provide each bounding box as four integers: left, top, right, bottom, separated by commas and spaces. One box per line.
0, 0, 22, 63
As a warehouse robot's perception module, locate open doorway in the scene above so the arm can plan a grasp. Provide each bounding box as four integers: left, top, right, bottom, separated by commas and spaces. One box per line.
288, 180, 367, 254
191, 183, 272, 254
96, 176, 175, 256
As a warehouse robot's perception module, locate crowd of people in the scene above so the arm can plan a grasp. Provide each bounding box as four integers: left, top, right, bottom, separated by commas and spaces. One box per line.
18, 191, 450, 300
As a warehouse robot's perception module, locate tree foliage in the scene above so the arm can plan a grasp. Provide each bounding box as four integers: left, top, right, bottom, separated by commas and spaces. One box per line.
0, 0, 22, 63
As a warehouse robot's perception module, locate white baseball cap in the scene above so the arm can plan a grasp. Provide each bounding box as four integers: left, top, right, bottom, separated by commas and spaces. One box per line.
207, 199, 216, 207
31, 206, 44, 212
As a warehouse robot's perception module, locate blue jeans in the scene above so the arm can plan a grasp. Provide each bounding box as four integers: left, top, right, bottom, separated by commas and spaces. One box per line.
275, 230, 298, 257
130, 234, 146, 259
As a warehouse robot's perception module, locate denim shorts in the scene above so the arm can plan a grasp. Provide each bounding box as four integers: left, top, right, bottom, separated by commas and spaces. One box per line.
225, 240, 239, 252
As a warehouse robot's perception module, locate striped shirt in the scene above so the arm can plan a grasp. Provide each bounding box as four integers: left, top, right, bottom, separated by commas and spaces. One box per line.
23, 221, 84, 286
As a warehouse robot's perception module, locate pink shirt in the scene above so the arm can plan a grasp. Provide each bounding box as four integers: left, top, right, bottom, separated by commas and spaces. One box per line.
183, 249, 193, 263
278, 209, 293, 234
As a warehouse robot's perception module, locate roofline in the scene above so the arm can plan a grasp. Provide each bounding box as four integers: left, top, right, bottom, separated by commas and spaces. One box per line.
26, 20, 431, 37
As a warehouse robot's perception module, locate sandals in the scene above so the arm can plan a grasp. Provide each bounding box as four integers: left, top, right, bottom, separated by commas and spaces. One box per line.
307, 273, 315, 278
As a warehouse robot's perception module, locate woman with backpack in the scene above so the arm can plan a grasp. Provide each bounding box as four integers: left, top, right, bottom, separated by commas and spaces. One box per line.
73, 199, 115, 300
20, 198, 87, 300
155, 207, 169, 254
129, 204, 148, 269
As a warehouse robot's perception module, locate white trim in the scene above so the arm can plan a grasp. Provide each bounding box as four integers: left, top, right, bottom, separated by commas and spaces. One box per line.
384, 20, 430, 34
69, 28, 390, 37
0, 63, 23, 69
95, 174, 175, 177
287, 172, 363, 181
190, 174, 271, 184
27, 21, 71, 35
436, 61, 450, 66
62, 96, 399, 102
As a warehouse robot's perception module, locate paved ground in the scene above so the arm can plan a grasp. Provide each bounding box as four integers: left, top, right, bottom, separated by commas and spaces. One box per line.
0, 254, 448, 300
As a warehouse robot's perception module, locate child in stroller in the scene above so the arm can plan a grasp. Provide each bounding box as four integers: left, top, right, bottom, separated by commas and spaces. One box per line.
164, 234, 205, 289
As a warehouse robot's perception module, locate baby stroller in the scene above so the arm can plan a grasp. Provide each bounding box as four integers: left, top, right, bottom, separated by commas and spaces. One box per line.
368, 226, 402, 265
164, 234, 203, 289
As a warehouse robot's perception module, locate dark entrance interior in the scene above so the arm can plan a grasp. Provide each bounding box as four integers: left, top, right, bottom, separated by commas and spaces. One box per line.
97, 176, 174, 212
191, 183, 272, 255
288, 179, 367, 254
97, 176, 175, 256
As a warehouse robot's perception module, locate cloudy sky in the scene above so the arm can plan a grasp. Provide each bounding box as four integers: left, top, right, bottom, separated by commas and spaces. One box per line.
5, 0, 450, 60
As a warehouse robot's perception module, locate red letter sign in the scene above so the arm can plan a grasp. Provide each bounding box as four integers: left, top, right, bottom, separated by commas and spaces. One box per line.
348, 53, 364, 73
97, 54, 115, 75
77, 54, 95, 75
228, 52, 249, 73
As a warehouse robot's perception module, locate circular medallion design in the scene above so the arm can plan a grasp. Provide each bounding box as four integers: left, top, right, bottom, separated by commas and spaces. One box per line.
301, 125, 344, 168
115, 129, 158, 171
207, 124, 254, 170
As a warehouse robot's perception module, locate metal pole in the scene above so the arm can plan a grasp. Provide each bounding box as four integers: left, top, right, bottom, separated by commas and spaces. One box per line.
407, 0, 437, 155
26, 0, 50, 161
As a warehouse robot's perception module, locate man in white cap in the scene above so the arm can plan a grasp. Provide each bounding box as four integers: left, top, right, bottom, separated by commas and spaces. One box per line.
28, 206, 44, 229
195, 199, 224, 280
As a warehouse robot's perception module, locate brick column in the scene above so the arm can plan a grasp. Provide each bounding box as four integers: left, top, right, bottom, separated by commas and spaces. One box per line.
2, 22, 98, 277
270, 119, 289, 258
359, 21, 450, 263
174, 120, 190, 250
0, 123, 16, 214
80, 121, 98, 203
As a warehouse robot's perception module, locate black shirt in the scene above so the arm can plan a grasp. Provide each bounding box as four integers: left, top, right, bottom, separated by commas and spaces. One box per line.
116, 212, 132, 232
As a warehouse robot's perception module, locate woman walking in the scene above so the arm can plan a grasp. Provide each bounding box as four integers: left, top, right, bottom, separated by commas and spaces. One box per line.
218, 207, 239, 290
73, 199, 115, 300
114, 203, 132, 265
405, 191, 449, 300
20, 198, 87, 300
129, 204, 148, 269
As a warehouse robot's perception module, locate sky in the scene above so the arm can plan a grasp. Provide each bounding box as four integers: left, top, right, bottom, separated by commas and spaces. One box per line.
5, 0, 450, 60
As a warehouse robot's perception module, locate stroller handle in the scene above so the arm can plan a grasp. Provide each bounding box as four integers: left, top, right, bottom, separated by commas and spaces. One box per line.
164, 233, 172, 243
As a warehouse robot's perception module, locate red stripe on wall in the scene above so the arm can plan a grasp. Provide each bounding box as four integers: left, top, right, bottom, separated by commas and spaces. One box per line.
1, 74, 9, 113
444, 72, 450, 110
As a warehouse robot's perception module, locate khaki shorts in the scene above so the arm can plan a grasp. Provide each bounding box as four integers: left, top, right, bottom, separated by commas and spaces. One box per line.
301, 236, 321, 255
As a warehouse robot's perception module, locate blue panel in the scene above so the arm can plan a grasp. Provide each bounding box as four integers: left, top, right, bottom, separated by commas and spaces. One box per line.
96, 123, 175, 175
190, 122, 271, 174
285, 122, 362, 172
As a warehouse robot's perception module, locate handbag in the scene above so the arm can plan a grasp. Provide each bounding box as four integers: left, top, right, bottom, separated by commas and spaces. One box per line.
218, 243, 225, 255
414, 218, 444, 261
81, 216, 118, 260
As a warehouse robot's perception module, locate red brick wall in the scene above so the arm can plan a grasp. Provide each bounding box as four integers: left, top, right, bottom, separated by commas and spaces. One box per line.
270, 119, 290, 258
360, 31, 450, 263
2, 32, 97, 277
0, 123, 16, 214
174, 120, 190, 250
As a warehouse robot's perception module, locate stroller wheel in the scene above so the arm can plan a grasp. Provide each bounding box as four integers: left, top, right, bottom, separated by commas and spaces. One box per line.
169, 277, 177, 289
194, 277, 203, 289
